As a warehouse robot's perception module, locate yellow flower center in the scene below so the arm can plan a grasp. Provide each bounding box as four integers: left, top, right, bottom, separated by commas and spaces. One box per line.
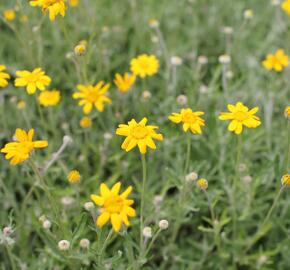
234, 111, 248, 121
87, 91, 99, 103
131, 125, 149, 139
139, 60, 150, 70
26, 74, 39, 83
182, 112, 197, 123
104, 195, 124, 213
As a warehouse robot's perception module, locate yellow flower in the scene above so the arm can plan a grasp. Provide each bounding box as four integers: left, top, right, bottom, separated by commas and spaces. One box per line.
196, 178, 208, 190
69, 0, 79, 7
3, 10, 16, 21
219, 102, 261, 135
67, 170, 81, 183
72, 82, 112, 114
116, 118, 163, 154
80, 117, 92, 128
90, 182, 136, 232
130, 54, 159, 78
169, 108, 205, 134
15, 68, 51, 94
1, 128, 48, 166
114, 73, 136, 93
38, 90, 61, 107
282, 0, 290, 15
0, 65, 10, 88
284, 106, 290, 119
281, 174, 290, 186
74, 43, 86, 56
17, 100, 26, 110
30, 0, 66, 21
262, 49, 289, 72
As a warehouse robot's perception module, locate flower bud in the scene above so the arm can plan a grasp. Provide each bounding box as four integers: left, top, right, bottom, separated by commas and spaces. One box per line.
185, 171, 198, 183
84, 202, 94, 211
196, 178, 208, 190
43, 220, 52, 230
219, 54, 231, 64
158, 219, 169, 230
142, 227, 152, 238
79, 238, 90, 249
197, 55, 208, 65
170, 56, 183, 66
3, 226, 13, 237
244, 9, 254, 19
74, 44, 87, 56
58, 240, 70, 251
176, 95, 188, 106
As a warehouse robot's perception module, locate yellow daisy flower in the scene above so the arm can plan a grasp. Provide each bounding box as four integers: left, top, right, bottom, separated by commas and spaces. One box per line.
30, 0, 66, 21
116, 118, 163, 154
15, 68, 51, 94
80, 117, 92, 128
1, 128, 48, 166
262, 49, 289, 72
219, 102, 261, 135
38, 90, 61, 107
130, 54, 159, 78
90, 182, 136, 232
67, 170, 81, 183
282, 0, 290, 15
0, 65, 10, 88
281, 174, 290, 187
3, 10, 16, 21
196, 178, 208, 190
284, 106, 290, 119
169, 108, 205, 134
114, 73, 136, 93
72, 82, 112, 114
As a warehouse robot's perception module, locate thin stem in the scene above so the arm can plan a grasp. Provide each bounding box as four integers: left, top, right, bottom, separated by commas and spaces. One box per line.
285, 120, 290, 172
98, 229, 114, 265
203, 190, 215, 221
5, 246, 17, 270
139, 154, 147, 255
144, 228, 162, 257
184, 133, 191, 175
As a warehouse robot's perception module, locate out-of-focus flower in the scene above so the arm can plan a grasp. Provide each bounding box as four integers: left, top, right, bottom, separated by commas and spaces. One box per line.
244, 9, 254, 19
158, 220, 169, 230
58, 240, 70, 251
176, 95, 188, 106
219, 54, 231, 64
3, 10, 16, 21
17, 100, 26, 110
130, 54, 159, 78
69, 0, 79, 7
284, 106, 290, 119
196, 178, 208, 190
80, 117, 92, 128
30, 0, 66, 21
148, 19, 159, 28
281, 173, 290, 187
170, 56, 183, 66
38, 90, 61, 107
282, 0, 290, 14
67, 170, 81, 183
15, 68, 51, 94
0, 65, 10, 88
262, 49, 289, 72
114, 73, 136, 93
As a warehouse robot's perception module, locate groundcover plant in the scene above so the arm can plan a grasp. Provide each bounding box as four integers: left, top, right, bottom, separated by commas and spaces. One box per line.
0, 0, 290, 269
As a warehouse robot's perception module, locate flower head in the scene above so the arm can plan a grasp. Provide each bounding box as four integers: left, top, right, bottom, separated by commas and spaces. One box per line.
38, 90, 61, 107
281, 174, 290, 187
1, 128, 48, 165
30, 0, 66, 21
74, 44, 86, 56
130, 54, 159, 78
262, 49, 289, 72
3, 10, 16, 21
0, 65, 10, 88
284, 106, 290, 119
67, 170, 81, 183
196, 178, 208, 190
72, 82, 111, 114
90, 182, 136, 232
15, 68, 51, 94
116, 118, 163, 154
80, 117, 92, 128
282, 0, 290, 15
219, 102, 261, 135
114, 73, 136, 93
169, 108, 205, 134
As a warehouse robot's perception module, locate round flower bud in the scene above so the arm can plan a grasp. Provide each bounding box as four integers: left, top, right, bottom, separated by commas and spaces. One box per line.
185, 171, 198, 183
281, 174, 290, 187
79, 238, 90, 249
61, 196, 75, 207
74, 44, 87, 56
80, 117, 92, 128
196, 178, 208, 190
148, 19, 159, 28
158, 219, 169, 230
58, 240, 70, 251
142, 227, 152, 238
170, 56, 183, 66
38, 215, 47, 223
238, 163, 247, 173
271, 0, 280, 6
104, 132, 113, 141
141, 90, 152, 101
63, 135, 73, 145
221, 26, 233, 35
244, 9, 254, 19
199, 85, 209, 94
197, 55, 208, 65
225, 70, 234, 79
242, 175, 252, 185
67, 170, 81, 184
151, 35, 159, 43
43, 220, 52, 230
3, 226, 13, 237
17, 100, 26, 109
153, 195, 163, 208
176, 95, 188, 106
218, 54, 231, 64
84, 202, 94, 211
284, 106, 290, 120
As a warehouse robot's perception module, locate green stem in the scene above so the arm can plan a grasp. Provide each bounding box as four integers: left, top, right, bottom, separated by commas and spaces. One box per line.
285, 120, 290, 172
144, 228, 162, 257
139, 154, 147, 255
98, 229, 114, 265
184, 133, 191, 175
5, 246, 17, 270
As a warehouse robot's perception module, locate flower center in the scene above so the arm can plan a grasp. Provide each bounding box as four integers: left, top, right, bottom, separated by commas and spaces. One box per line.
104, 196, 124, 213
86, 91, 99, 103
26, 74, 38, 83
234, 111, 248, 121
139, 60, 149, 70
182, 112, 197, 123
131, 125, 149, 139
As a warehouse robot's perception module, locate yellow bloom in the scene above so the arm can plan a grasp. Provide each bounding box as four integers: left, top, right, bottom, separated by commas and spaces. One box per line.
72, 82, 112, 114
262, 49, 289, 72
74, 44, 86, 56
69, 0, 79, 7
3, 10, 16, 21
67, 170, 81, 183
0, 65, 10, 88
15, 68, 51, 94
114, 73, 136, 93
90, 182, 136, 232
281, 174, 290, 186
80, 117, 92, 128
219, 102, 261, 135
116, 118, 163, 154
284, 106, 290, 119
17, 100, 26, 110
30, 0, 66, 21
196, 178, 208, 190
169, 108, 205, 134
130, 54, 159, 78
1, 128, 48, 166
282, 0, 290, 15
38, 90, 61, 107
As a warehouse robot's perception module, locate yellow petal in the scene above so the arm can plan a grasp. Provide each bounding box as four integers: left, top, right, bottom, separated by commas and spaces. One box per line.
111, 213, 122, 232
97, 212, 110, 227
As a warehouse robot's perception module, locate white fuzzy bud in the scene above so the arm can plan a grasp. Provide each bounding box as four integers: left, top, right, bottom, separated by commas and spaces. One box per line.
170, 56, 183, 66
219, 54, 231, 64
58, 240, 70, 251
142, 227, 152, 238
43, 220, 52, 230
176, 95, 188, 106
185, 171, 198, 182
158, 219, 169, 230
3, 227, 13, 237
79, 238, 90, 249
84, 202, 94, 211
197, 55, 208, 65
63, 135, 73, 145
